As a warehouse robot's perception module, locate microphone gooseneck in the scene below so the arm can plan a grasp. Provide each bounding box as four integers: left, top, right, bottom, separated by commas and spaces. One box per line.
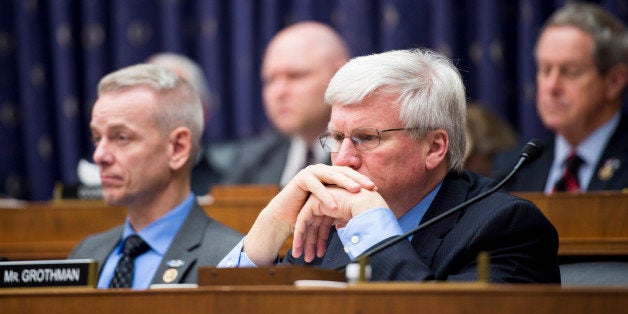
335, 138, 544, 270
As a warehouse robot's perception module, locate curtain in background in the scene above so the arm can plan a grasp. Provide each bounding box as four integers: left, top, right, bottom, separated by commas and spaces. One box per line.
0, 0, 626, 200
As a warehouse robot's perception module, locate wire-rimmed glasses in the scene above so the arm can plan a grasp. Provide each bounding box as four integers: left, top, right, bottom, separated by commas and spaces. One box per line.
318, 127, 418, 153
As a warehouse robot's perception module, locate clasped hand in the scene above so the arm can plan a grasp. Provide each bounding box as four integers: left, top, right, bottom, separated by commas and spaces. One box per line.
287, 165, 389, 262
244, 164, 387, 266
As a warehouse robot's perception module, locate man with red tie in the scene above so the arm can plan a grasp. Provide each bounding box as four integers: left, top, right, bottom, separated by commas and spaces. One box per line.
493, 2, 628, 193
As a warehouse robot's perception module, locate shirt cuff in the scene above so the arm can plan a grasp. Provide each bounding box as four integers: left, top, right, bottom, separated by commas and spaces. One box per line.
217, 238, 257, 268
336, 207, 402, 259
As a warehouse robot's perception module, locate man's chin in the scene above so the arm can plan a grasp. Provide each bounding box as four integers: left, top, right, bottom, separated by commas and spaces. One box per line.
101, 190, 126, 206
275, 125, 298, 135
539, 118, 563, 133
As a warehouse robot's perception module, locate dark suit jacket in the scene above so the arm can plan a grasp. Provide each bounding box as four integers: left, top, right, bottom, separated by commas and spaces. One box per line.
190, 146, 224, 196
283, 171, 561, 283
492, 113, 628, 192
69, 201, 242, 285
207, 130, 331, 185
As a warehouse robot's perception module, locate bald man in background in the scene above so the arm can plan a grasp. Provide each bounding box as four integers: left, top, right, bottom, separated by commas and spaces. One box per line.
211, 21, 350, 186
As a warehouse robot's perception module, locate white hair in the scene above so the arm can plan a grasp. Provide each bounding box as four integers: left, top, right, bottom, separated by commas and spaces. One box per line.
325, 48, 467, 172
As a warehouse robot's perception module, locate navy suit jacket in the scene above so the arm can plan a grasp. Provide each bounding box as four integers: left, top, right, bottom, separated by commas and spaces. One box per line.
69, 201, 242, 285
283, 171, 561, 283
493, 113, 628, 192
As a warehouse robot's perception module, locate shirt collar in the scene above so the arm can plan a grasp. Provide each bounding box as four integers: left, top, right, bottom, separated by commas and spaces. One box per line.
122, 193, 196, 255
397, 182, 443, 236
555, 112, 620, 167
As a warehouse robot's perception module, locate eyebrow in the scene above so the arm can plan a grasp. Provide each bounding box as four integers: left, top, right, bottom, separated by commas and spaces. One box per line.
90, 122, 132, 134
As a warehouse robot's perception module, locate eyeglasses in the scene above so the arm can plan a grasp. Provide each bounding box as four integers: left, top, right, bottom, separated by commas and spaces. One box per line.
318, 127, 419, 153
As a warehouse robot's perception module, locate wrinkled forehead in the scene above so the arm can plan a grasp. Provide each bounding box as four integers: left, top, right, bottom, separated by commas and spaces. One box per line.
328, 94, 402, 131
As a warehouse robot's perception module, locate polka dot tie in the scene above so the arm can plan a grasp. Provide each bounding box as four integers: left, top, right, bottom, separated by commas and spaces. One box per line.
109, 235, 150, 288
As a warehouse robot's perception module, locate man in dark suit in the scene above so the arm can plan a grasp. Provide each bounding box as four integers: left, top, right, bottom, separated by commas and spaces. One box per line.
212, 21, 349, 186
70, 64, 241, 289
219, 49, 560, 283
493, 2, 628, 193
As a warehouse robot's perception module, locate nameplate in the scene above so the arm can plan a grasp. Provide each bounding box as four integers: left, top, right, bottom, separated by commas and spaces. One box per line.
0, 259, 98, 288
198, 265, 346, 286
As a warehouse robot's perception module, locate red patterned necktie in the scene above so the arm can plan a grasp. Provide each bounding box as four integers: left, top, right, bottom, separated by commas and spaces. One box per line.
552, 151, 583, 193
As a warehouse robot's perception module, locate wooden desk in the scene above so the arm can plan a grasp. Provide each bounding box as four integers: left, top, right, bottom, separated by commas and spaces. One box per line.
1, 283, 628, 314
203, 185, 278, 236
0, 200, 126, 260
0, 185, 280, 261
514, 192, 628, 256
0, 188, 626, 261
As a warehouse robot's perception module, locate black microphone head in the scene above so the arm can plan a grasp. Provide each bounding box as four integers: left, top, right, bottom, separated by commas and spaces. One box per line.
520, 138, 543, 163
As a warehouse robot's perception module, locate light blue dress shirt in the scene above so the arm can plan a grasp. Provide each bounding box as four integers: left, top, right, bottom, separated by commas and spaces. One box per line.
97, 193, 195, 289
218, 183, 442, 267
545, 113, 620, 193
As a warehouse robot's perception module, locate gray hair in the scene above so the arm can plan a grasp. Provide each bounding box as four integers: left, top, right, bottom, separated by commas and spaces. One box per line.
98, 63, 204, 166
147, 53, 212, 110
540, 2, 627, 74
325, 48, 467, 172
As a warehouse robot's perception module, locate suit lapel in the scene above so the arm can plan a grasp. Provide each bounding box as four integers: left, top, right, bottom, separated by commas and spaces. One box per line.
256, 133, 290, 184
589, 115, 628, 190
93, 227, 124, 276
150, 202, 208, 284
518, 140, 554, 191
410, 173, 469, 268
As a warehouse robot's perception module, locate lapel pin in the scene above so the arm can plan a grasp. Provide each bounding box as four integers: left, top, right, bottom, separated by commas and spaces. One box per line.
166, 259, 185, 268
598, 158, 620, 181
163, 268, 178, 283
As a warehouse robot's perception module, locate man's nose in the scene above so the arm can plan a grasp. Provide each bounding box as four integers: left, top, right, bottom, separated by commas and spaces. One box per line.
92, 140, 112, 165
332, 138, 361, 169
540, 68, 562, 94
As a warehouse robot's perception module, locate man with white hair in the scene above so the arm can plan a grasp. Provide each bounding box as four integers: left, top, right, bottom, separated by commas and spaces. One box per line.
220, 49, 560, 283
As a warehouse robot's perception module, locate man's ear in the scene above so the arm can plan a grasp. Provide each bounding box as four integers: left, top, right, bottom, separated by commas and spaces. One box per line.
169, 126, 192, 171
425, 129, 448, 171
605, 63, 627, 101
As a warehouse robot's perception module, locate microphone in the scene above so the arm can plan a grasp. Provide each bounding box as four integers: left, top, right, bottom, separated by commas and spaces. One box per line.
336, 138, 544, 269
